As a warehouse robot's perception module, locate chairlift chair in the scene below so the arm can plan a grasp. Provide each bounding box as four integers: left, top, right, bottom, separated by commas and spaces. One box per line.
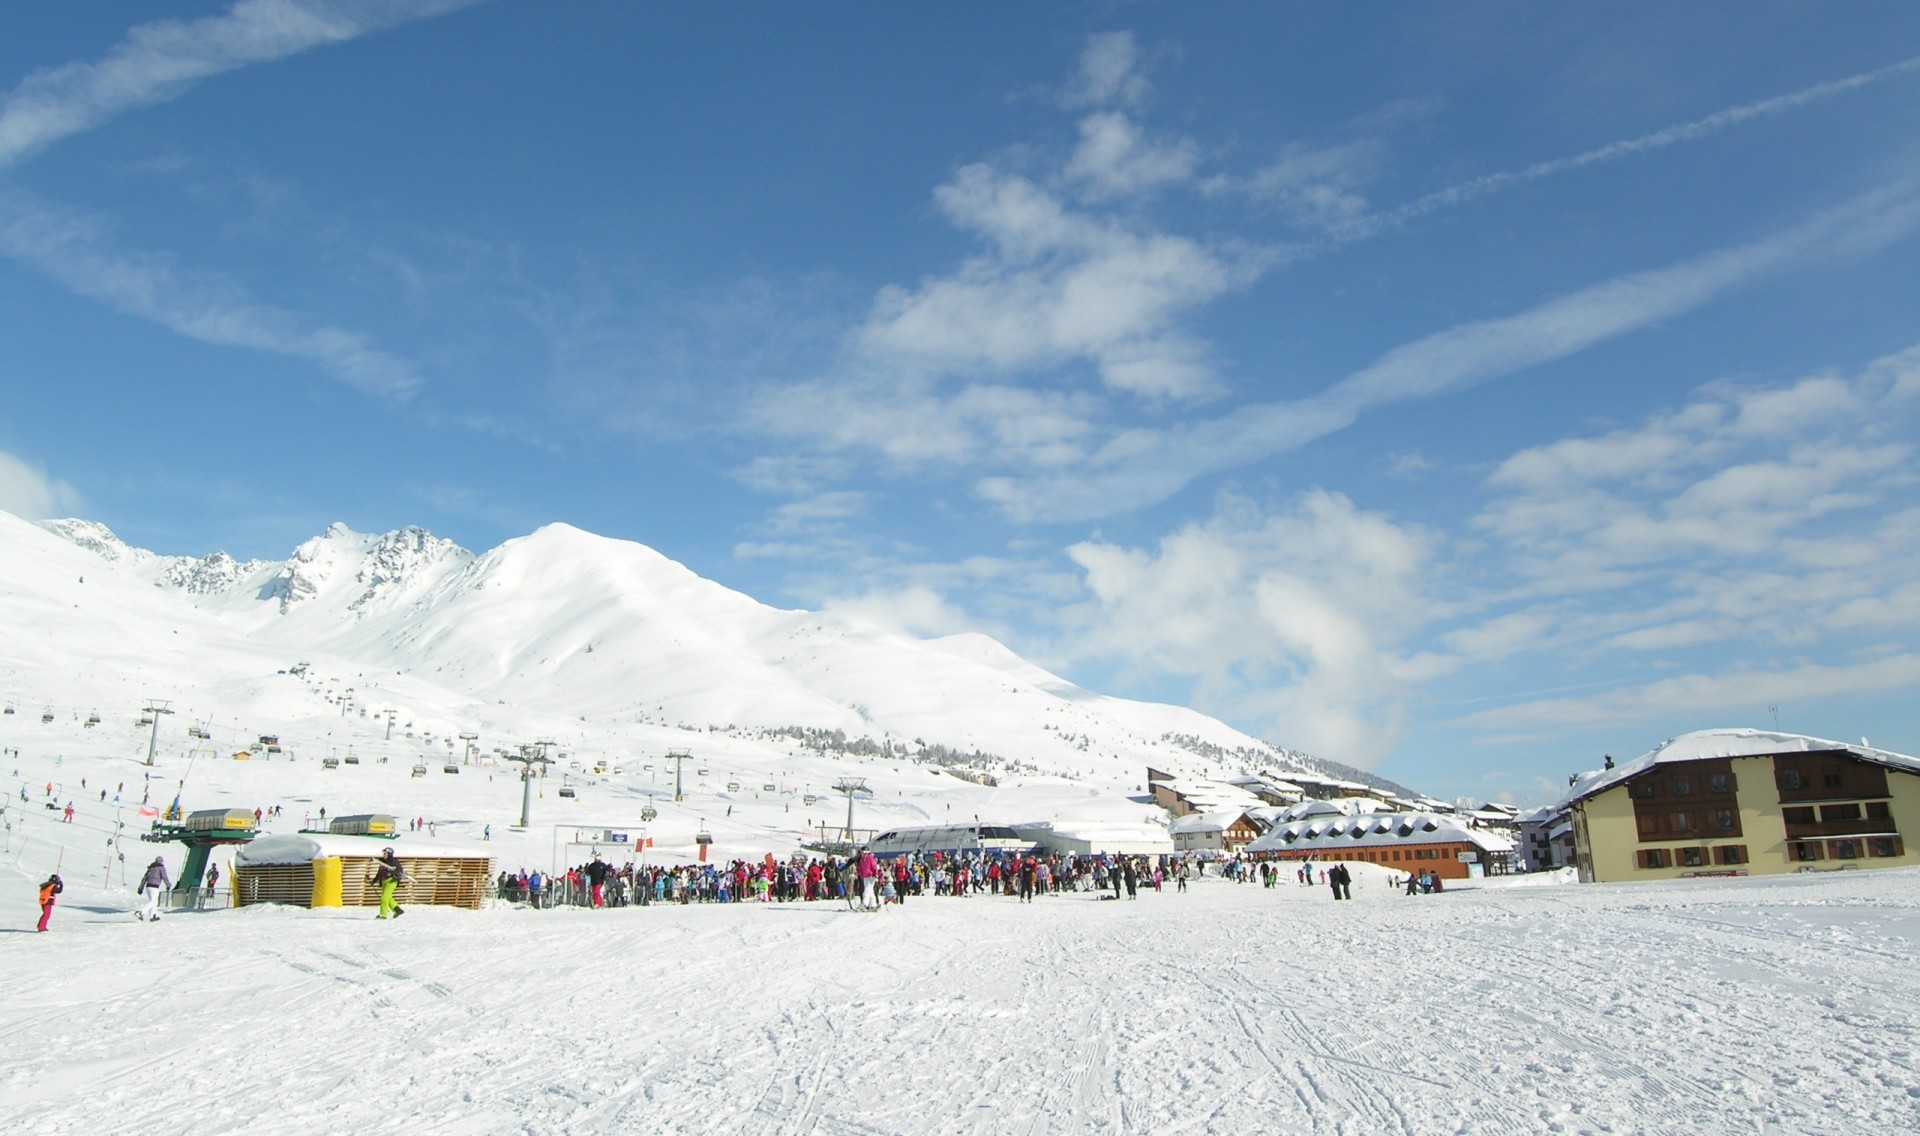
640, 805, 658, 822
410, 763, 428, 778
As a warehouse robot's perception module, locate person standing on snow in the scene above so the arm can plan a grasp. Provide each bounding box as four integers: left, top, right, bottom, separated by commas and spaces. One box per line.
37, 873, 63, 932
586, 856, 610, 908
137, 856, 171, 921
856, 848, 879, 910
368, 847, 407, 919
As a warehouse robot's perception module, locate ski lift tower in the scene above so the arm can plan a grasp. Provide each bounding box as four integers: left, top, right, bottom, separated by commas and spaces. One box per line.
459, 732, 479, 766
141, 700, 174, 767
665, 749, 692, 802
508, 744, 553, 829
832, 778, 870, 845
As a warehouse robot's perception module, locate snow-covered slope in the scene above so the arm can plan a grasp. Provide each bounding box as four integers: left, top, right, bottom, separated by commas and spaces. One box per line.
8, 512, 1321, 795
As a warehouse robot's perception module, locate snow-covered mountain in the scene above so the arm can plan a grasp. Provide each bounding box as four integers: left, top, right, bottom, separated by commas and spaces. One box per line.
4, 511, 1335, 792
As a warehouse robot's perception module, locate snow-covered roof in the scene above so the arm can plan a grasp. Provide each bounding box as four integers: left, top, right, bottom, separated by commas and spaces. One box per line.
1270, 798, 1389, 824
1244, 812, 1516, 856
236, 833, 495, 866
1167, 809, 1256, 834
1560, 728, 1920, 809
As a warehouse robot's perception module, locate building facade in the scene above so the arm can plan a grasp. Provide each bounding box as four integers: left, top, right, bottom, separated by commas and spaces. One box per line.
1566, 730, 1919, 883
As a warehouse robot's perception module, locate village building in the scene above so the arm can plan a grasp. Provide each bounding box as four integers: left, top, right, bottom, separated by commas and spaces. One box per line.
1242, 809, 1516, 879
1168, 809, 1264, 854
1562, 728, 1920, 883
1516, 804, 1575, 872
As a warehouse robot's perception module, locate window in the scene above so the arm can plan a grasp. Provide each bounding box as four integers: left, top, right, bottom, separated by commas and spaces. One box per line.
1778, 769, 1804, 790
1820, 803, 1862, 822
1671, 811, 1694, 833
1637, 813, 1661, 838
1708, 773, 1733, 794
1868, 837, 1902, 858
1679, 847, 1706, 867
1714, 810, 1736, 830
1832, 840, 1859, 860
1822, 769, 1846, 789
1639, 849, 1670, 869
1671, 776, 1692, 796
1783, 806, 1817, 824
1866, 801, 1892, 821
1790, 841, 1822, 862
1714, 845, 1748, 866
1630, 781, 1657, 799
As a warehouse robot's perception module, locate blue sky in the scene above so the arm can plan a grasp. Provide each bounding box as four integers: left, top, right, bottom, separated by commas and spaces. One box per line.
4, 2, 1919, 802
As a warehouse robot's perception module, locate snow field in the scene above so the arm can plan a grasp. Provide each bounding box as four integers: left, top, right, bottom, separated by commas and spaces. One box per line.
5, 863, 1918, 1135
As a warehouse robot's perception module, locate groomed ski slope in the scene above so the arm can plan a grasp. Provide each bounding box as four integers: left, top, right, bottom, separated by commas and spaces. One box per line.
6, 865, 1918, 1135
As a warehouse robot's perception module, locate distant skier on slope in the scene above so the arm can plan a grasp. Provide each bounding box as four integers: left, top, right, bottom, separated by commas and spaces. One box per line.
369, 847, 407, 919
137, 856, 170, 921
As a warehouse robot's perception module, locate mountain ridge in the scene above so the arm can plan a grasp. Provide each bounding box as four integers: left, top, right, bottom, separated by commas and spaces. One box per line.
18, 512, 1406, 798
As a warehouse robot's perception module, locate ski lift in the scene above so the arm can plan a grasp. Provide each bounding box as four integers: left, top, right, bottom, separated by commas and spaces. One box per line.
640, 805, 657, 822
85, 710, 101, 728
557, 786, 576, 799
762, 783, 776, 792
803, 795, 818, 806
442, 763, 460, 774
3, 702, 14, 715
695, 824, 713, 846
726, 780, 741, 793
343, 753, 360, 765
643, 764, 654, 772
410, 763, 427, 778
41, 709, 54, 723
321, 757, 340, 770
697, 768, 710, 777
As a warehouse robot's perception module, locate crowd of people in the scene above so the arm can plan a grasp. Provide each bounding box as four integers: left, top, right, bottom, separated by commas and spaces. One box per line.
495, 848, 1201, 910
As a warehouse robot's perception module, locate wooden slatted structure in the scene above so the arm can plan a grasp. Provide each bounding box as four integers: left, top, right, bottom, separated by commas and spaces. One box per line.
235, 834, 494, 911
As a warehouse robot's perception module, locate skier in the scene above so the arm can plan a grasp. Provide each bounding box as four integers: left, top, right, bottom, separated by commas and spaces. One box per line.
856, 847, 879, 910
136, 856, 170, 921
37, 873, 62, 932
368, 847, 407, 919
205, 863, 221, 904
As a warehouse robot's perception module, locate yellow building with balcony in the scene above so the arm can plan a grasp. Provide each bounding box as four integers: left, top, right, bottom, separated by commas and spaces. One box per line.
1565, 728, 1919, 883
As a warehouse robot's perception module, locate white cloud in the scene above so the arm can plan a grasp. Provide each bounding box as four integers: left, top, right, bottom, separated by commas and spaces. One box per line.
0, 191, 421, 398
0, 450, 83, 520
1064, 112, 1198, 199
1058, 32, 1151, 109
857, 165, 1253, 401
0, 0, 484, 171
1058, 489, 1437, 766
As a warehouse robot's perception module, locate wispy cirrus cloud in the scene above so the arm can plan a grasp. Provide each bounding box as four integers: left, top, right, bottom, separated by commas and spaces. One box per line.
0, 190, 422, 398
1341, 51, 1920, 240
979, 180, 1920, 523
0, 1, 483, 395
0, 0, 486, 171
